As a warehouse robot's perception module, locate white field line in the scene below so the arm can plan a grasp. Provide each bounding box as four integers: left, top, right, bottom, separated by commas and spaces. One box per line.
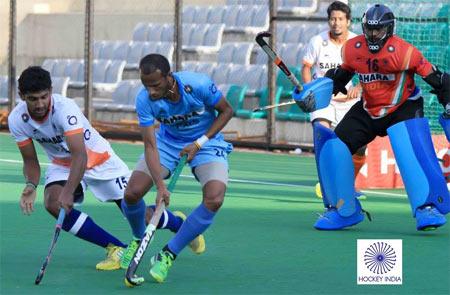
0, 158, 407, 197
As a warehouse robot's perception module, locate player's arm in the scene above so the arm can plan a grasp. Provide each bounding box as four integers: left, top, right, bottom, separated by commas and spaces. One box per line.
59, 132, 87, 212
422, 66, 450, 107
18, 141, 40, 215
325, 66, 354, 95
181, 96, 233, 162
205, 96, 233, 139
141, 125, 170, 206
301, 63, 313, 83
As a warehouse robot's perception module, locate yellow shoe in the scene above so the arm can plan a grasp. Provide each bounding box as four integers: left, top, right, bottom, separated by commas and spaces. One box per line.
95, 243, 123, 271
173, 211, 206, 255
315, 183, 323, 199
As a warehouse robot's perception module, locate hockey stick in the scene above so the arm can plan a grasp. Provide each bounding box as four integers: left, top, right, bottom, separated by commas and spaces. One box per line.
35, 208, 65, 285
252, 94, 348, 112
124, 155, 188, 287
254, 31, 333, 113
255, 31, 302, 90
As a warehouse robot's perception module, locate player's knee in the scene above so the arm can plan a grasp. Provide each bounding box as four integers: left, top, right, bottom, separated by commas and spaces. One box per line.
124, 186, 144, 205
203, 191, 225, 212
44, 197, 59, 216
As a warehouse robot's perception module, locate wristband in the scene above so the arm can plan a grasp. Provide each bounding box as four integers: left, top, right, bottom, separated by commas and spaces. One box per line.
194, 135, 209, 149
25, 181, 37, 190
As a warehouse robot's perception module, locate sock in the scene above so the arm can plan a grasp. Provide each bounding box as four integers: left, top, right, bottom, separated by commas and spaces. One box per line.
147, 205, 183, 233
352, 154, 366, 179
61, 209, 126, 248
121, 199, 146, 239
167, 203, 215, 255
162, 244, 177, 260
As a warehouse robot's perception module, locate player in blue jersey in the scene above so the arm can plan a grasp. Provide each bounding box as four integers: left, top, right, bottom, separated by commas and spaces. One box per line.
119, 54, 233, 282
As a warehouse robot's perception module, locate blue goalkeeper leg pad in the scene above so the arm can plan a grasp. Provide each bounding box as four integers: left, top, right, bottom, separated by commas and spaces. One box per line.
313, 123, 358, 216
388, 118, 450, 217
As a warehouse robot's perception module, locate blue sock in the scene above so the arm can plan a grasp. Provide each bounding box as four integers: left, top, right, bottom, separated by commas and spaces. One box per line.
121, 199, 146, 239
61, 209, 126, 248
168, 203, 215, 255
148, 205, 183, 232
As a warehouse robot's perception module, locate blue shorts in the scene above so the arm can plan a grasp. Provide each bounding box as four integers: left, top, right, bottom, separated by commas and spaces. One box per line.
150, 133, 233, 174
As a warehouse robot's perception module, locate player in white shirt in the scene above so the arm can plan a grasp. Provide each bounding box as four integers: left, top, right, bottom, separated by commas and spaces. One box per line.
8, 66, 130, 270
301, 1, 367, 199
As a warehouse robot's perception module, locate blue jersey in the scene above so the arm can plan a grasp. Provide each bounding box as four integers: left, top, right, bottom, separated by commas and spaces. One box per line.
135, 71, 223, 142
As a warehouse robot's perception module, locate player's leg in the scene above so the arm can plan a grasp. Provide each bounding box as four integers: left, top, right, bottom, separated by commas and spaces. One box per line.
314, 101, 374, 230
388, 117, 449, 230
43, 180, 126, 270
85, 172, 134, 270
119, 160, 171, 268
149, 137, 232, 283
336, 99, 367, 199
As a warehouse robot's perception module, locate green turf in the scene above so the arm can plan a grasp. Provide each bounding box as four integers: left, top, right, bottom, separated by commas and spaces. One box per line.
0, 133, 449, 294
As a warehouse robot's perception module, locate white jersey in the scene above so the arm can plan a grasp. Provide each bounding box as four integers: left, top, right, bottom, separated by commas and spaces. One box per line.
8, 94, 129, 180
303, 30, 357, 87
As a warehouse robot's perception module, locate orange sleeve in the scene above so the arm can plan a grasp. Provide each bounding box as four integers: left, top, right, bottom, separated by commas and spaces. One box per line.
408, 46, 433, 77
17, 138, 32, 147
64, 128, 83, 137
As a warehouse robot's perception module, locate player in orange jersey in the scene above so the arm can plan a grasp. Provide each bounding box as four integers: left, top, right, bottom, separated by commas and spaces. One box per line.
295, 4, 449, 231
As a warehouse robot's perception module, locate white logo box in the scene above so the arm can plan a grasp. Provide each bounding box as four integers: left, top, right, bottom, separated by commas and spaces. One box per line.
357, 239, 403, 285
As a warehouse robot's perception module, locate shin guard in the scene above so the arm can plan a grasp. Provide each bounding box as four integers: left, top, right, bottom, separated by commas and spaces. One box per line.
388, 118, 450, 216
313, 123, 356, 217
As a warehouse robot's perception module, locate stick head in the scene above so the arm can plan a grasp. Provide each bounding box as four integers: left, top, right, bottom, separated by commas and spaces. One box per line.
255, 31, 271, 46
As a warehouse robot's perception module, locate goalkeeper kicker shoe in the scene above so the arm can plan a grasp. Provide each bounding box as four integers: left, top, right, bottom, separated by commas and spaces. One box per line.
173, 211, 206, 254
314, 199, 365, 230
96, 244, 123, 270
120, 239, 140, 269
149, 250, 175, 283
415, 205, 446, 231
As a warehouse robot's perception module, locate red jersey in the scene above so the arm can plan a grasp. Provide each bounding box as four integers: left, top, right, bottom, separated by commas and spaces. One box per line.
341, 35, 433, 118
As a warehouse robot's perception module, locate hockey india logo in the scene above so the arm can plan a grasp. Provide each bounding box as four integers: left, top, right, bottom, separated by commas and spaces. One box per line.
364, 241, 396, 274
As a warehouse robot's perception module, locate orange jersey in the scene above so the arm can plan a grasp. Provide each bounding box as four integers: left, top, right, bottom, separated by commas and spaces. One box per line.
341, 35, 433, 118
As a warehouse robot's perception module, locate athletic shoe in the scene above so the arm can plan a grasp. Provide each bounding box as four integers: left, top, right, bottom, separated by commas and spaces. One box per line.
415, 206, 447, 231
96, 243, 123, 270
315, 182, 366, 200
120, 239, 140, 269
149, 250, 175, 283
173, 211, 206, 254
314, 199, 365, 230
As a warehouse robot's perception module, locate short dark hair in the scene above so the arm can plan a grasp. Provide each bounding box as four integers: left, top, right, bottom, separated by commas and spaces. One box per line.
18, 66, 52, 95
327, 1, 351, 20
139, 54, 171, 76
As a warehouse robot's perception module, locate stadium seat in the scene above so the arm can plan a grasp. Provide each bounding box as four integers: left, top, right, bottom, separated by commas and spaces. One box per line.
183, 6, 196, 23
195, 6, 211, 24
126, 41, 146, 70
42, 59, 57, 73
207, 6, 226, 23
161, 24, 174, 42
51, 77, 70, 97
212, 63, 232, 86
196, 62, 217, 76
147, 23, 165, 42
132, 23, 149, 41
278, 0, 317, 15
112, 41, 131, 61
235, 86, 283, 119
226, 84, 248, 115
218, 42, 254, 65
